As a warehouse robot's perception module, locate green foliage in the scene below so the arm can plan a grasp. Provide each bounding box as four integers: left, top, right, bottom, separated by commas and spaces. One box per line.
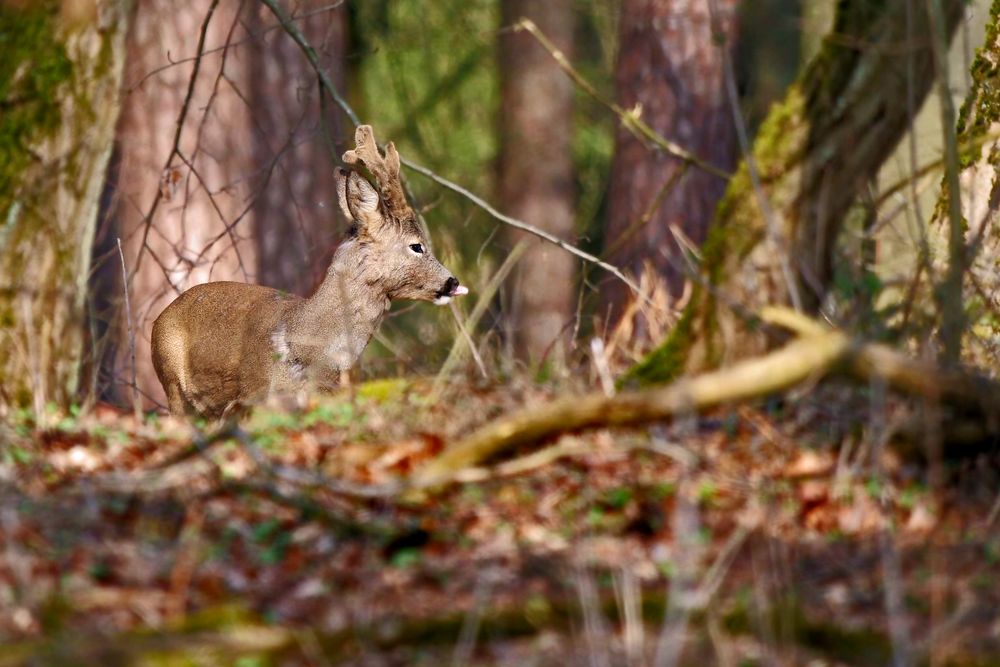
355, 377, 412, 402
571, 6, 617, 252
897, 483, 925, 510
619, 298, 695, 386
603, 485, 633, 510
390, 546, 423, 568
697, 479, 719, 506
349, 1, 616, 371
352, 0, 498, 246
652, 481, 676, 500
348, 0, 498, 370
302, 401, 356, 428
957, 0, 1000, 168
736, 0, 803, 131
251, 518, 292, 565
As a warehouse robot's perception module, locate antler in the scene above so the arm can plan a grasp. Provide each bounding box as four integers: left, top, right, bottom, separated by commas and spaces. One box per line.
342, 125, 409, 217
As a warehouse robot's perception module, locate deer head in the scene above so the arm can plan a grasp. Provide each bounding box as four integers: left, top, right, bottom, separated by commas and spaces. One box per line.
336, 125, 468, 305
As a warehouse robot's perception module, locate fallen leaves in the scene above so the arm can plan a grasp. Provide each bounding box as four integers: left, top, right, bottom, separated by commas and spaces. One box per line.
0, 387, 998, 664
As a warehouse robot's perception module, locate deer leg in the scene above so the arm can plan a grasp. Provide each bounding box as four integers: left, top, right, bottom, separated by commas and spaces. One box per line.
164, 382, 188, 417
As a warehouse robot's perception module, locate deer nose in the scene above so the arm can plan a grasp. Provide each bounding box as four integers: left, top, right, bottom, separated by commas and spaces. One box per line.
441, 277, 459, 296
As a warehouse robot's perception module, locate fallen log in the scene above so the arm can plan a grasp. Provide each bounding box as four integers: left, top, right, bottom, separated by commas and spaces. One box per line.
413, 308, 1000, 486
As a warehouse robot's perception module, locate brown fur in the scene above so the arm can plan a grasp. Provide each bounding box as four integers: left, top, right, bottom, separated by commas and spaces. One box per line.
151, 126, 464, 419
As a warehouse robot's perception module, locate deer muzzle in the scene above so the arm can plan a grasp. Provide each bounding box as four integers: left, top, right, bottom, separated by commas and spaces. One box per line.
434, 276, 469, 305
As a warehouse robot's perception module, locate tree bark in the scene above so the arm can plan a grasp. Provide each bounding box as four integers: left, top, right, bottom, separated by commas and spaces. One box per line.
938, 0, 1000, 366
601, 0, 741, 319
499, 0, 577, 364
626, 0, 965, 385
110, 0, 258, 407
248, 1, 348, 296
0, 0, 130, 412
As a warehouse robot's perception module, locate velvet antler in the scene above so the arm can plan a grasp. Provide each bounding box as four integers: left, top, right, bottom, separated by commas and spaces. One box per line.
342, 125, 410, 218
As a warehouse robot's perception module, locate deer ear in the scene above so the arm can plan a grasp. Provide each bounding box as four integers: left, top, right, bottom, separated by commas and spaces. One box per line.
336, 168, 380, 224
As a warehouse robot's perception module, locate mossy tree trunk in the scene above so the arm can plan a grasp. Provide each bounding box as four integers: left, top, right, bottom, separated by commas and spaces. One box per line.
0, 1, 130, 412
627, 0, 965, 385
937, 0, 1000, 366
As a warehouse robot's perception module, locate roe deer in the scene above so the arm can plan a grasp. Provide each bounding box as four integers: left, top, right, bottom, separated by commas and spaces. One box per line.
151, 125, 468, 418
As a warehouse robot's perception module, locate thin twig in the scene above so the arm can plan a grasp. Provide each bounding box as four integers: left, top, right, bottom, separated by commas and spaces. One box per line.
604, 164, 688, 261
258, 0, 359, 126
117, 238, 141, 418
126, 2, 347, 93
401, 158, 642, 295
654, 476, 700, 667
451, 576, 494, 667
131, 0, 221, 283
449, 301, 488, 379
514, 18, 730, 181
433, 240, 527, 395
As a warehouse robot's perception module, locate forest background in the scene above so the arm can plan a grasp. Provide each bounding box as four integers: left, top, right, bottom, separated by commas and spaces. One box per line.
4, 0, 1000, 664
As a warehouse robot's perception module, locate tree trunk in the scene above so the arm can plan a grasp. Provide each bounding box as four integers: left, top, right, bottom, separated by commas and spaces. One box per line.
249, 1, 348, 296
499, 0, 577, 365
110, 0, 258, 408
0, 0, 130, 413
600, 0, 741, 319
626, 0, 965, 385
940, 0, 1000, 366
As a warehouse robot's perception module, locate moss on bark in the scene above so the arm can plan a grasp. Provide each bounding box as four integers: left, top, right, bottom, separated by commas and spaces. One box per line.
956, 0, 1000, 166
934, 0, 1000, 361
626, 85, 810, 385
0, 1, 129, 410
0, 3, 72, 205
625, 0, 964, 386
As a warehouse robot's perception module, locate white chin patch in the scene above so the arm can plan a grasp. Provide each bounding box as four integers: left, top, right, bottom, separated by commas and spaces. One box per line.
433, 295, 452, 306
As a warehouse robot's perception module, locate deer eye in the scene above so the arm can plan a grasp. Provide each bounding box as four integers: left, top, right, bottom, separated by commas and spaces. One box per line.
409, 243, 425, 254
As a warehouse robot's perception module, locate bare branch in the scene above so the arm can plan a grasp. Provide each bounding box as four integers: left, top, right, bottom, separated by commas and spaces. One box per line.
116, 238, 141, 419
514, 18, 730, 181
257, 0, 642, 296
131, 0, 221, 283
126, 2, 347, 93
400, 157, 643, 295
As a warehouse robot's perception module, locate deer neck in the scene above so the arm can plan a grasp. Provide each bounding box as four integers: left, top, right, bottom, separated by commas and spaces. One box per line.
282, 240, 389, 372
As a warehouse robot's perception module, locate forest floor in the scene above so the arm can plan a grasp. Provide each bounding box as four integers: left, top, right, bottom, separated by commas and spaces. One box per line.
1, 377, 999, 666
